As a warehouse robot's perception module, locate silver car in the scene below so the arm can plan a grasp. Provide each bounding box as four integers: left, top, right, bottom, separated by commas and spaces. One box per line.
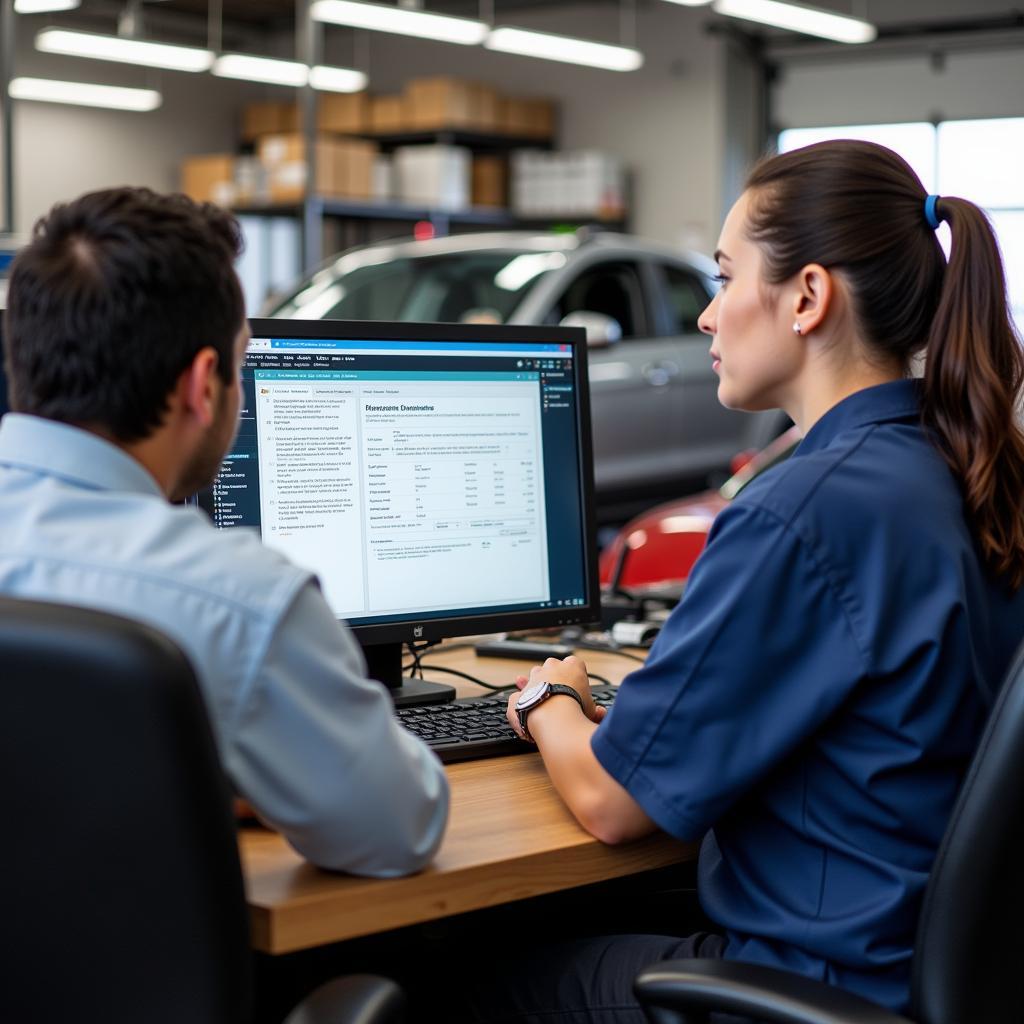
264, 230, 788, 511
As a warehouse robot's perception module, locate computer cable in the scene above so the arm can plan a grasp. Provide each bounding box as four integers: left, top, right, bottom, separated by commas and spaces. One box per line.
403, 640, 474, 678
413, 661, 615, 694
412, 662, 513, 692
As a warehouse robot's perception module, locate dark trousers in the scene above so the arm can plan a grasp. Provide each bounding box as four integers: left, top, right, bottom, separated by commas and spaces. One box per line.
456, 930, 727, 1024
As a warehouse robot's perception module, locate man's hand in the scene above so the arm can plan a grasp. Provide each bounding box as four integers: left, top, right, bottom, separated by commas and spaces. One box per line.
506, 655, 607, 741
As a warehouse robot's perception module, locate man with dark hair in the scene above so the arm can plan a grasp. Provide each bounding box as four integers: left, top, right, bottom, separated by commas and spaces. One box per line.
0, 187, 449, 874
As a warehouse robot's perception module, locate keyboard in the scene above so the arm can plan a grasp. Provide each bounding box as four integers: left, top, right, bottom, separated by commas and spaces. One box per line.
397, 685, 618, 764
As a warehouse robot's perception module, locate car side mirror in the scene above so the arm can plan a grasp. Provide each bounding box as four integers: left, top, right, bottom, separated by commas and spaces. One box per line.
559, 311, 623, 348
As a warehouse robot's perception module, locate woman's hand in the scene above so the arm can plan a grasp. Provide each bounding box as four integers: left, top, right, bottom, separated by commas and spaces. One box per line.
506, 656, 607, 740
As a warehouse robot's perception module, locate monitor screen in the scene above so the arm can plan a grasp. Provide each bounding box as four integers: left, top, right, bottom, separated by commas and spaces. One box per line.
195, 318, 598, 703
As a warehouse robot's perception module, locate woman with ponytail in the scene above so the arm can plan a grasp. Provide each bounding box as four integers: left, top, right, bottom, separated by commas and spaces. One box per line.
462, 141, 1024, 1023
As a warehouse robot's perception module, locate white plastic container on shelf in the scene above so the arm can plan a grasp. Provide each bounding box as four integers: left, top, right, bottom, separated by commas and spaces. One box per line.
372, 155, 395, 201
511, 149, 626, 219
393, 145, 471, 210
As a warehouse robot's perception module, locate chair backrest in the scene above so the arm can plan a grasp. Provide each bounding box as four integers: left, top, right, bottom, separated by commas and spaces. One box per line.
910, 639, 1024, 1024
0, 596, 253, 1024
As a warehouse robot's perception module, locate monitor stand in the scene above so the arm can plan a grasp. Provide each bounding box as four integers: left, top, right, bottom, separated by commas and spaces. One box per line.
361, 641, 456, 708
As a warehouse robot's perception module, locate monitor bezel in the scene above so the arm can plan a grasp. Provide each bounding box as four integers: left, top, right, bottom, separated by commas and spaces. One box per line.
246, 317, 601, 646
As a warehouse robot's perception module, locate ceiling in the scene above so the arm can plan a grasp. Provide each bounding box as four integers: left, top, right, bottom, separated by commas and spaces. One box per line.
150, 0, 573, 31
40, 1, 1024, 47
135, 0, 1024, 30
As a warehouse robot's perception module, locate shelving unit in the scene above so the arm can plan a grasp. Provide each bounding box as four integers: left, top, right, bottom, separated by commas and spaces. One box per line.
356, 129, 553, 152
234, 126, 628, 270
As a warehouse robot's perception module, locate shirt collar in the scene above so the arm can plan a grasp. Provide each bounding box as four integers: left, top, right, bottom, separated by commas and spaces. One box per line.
795, 379, 921, 457
0, 413, 165, 498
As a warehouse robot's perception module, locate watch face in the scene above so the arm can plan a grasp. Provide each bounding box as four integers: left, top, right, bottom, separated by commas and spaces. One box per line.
516, 682, 548, 710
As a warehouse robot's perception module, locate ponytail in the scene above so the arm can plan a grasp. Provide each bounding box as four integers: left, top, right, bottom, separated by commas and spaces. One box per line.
922, 198, 1024, 589
744, 140, 1024, 589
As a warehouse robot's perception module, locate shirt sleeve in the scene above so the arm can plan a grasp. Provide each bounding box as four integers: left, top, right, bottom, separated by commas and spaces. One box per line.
223, 579, 450, 876
591, 500, 867, 842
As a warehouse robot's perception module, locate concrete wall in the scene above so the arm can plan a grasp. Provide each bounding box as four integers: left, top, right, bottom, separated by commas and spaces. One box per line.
773, 45, 1024, 130
5, 24, 296, 236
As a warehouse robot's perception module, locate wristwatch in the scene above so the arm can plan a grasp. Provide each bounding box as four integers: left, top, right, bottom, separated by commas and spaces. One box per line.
515, 681, 586, 742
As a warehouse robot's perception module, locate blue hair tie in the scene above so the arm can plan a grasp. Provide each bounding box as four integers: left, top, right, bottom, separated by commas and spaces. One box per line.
924, 194, 942, 230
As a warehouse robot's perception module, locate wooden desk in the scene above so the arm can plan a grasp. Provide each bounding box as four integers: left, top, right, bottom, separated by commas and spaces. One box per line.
241, 644, 697, 954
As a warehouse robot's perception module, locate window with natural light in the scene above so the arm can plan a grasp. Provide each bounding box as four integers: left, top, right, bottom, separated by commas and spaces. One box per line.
779, 118, 1024, 335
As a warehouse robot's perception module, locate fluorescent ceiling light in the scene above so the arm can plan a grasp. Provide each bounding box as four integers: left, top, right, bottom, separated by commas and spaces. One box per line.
213, 54, 309, 87
36, 28, 214, 72
15, 0, 80, 12
659, 0, 713, 5
486, 27, 644, 72
309, 64, 368, 93
9, 77, 161, 111
711, 0, 876, 43
311, 0, 487, 45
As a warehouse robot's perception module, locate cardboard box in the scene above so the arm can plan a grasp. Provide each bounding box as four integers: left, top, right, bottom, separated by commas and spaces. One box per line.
233, 156, 267, 205
318, 92, 368, 135
394, 144, 470, 210
471, 83, 501, 132
257, 134, 377, 201
258, 134, 335, 202
369, 95, 408, 133
242, 101, 298, 141
501, 97, 557, 139
405, 77, 500, 131
181, 154, 236, 207
472, 155, 506, 208
335, 138, 377, 199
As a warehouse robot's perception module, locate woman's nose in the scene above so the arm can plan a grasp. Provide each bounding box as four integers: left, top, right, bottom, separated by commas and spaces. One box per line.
697, 292, 718, 337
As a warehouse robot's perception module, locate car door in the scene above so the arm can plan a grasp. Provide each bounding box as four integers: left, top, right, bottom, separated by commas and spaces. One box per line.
650, 259, 782, 473
540, 256, 683, 495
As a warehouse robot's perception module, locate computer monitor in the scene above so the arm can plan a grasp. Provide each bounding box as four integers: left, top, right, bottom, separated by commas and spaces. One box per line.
195, 318, 599, 705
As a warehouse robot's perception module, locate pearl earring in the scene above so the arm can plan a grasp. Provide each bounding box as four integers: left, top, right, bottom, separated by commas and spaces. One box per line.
793, 322, 802, 334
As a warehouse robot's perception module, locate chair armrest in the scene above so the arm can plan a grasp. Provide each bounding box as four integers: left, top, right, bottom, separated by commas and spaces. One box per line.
282, 974, 405, 1024
634, 958, 912, 1024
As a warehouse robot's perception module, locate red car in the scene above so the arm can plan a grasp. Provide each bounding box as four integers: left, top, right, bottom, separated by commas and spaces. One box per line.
599, 426, 801, 592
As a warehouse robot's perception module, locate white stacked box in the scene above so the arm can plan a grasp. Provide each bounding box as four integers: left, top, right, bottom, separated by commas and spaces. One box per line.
393, 145, 471, 210
511, 150, 626, 218
372, 155, 395, 201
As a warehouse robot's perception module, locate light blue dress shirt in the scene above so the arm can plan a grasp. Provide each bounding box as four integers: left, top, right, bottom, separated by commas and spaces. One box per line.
0, 413, 449, 876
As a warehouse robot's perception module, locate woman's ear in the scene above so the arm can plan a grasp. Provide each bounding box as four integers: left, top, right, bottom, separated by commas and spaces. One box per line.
791, 263, 834, 336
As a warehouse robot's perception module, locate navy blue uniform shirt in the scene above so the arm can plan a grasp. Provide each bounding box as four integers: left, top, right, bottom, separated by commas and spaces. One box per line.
592, 380, 1024, 1012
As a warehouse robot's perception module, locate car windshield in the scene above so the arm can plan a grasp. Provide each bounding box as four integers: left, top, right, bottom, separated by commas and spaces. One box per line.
272, 249, 567, 324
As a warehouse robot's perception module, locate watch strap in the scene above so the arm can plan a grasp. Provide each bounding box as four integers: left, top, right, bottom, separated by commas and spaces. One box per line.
518, 682, 585, 742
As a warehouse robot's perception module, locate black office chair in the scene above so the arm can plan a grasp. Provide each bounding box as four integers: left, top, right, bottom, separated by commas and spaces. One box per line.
0, 596, 404, 1024
634, 638, 1024, 1024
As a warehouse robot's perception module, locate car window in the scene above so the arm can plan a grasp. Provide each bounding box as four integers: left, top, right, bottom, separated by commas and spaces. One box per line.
659, 263, 711, 335
547, 260, 647, 339
274, 251, 560, 324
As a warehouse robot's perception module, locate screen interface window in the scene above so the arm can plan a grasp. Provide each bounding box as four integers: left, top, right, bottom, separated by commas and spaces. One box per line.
198, 337, 589, 627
